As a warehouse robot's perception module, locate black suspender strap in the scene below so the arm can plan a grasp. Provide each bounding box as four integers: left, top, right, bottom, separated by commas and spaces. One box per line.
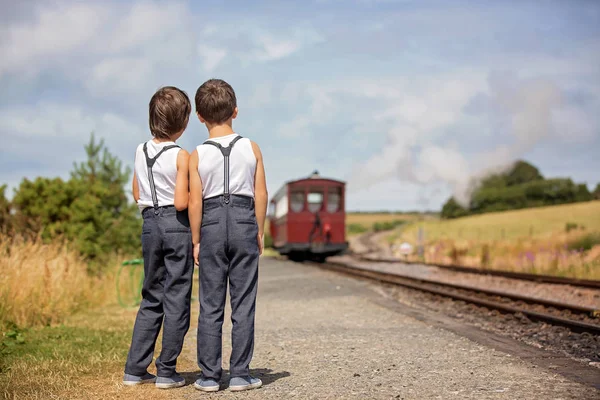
142, 142, 180, 214
202, 135, 244, 204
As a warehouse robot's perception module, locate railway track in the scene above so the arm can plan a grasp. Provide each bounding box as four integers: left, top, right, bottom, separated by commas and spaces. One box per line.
358, 254, 600, 289
314, 258, 600, 335
353, 232, 600, 289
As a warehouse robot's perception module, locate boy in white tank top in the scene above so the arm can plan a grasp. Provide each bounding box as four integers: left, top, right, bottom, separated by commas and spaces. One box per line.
123, 87, 193, 389
189, 79, 268, 392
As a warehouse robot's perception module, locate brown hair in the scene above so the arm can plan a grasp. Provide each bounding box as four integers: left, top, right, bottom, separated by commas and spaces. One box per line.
149, 86, 191, 139
195, 79, 237, 124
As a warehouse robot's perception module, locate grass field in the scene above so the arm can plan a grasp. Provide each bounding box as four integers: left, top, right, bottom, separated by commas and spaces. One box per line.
0, 235, 203, 399
345, 212, 422, 235
385, 201, 600, 279
399, 201, 600, 242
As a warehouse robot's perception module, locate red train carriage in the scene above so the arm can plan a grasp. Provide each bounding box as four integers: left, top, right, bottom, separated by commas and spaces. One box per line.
268, 171, 349, 261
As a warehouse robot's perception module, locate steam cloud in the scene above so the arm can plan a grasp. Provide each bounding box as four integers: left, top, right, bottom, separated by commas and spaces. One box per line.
350, 72, 564, 207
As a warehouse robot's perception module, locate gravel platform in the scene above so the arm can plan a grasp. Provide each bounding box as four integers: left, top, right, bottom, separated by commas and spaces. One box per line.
116, 257, 598, 399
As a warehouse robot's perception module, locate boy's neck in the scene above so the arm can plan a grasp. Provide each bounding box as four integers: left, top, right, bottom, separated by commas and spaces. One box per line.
152, 137, 176, 144
207, 123, 235, 139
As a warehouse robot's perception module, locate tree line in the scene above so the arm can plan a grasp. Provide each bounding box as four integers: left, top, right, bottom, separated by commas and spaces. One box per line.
441, 160, 600, 219
0, 135, 140, 274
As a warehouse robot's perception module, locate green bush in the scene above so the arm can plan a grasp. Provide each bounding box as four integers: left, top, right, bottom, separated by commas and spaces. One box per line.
567, 232, 600, 252
372, 220, 405, 232
565, 222, 581, 233
264, 232, 273, 248
347, 223, 368, 235
8, 134, 141, 274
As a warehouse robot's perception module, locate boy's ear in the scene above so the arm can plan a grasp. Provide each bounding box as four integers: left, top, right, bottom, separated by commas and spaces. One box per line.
196, 112, 205, 123
232, 107, 238, 120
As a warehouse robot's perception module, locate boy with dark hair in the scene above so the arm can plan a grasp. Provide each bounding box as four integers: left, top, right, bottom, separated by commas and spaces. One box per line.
123, 86, 194, 389
188, 79, 268, 392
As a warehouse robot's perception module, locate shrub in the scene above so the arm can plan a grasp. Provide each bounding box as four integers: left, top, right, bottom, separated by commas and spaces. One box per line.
347, 223, 368, 235
264, 232, 273, 248
565, 222, 579, 233
566, 232, 600, 252
9, 135, 141, 273
373, 220, 405, 232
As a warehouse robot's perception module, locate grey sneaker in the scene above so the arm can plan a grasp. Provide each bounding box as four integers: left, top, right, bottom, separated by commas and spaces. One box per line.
194, 377, 220, 392
123, 372, 156, 386
155, 373, 186, 389
229, 376, 262, 392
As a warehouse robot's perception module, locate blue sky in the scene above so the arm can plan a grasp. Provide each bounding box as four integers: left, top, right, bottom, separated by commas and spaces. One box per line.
1, 0, 599, 210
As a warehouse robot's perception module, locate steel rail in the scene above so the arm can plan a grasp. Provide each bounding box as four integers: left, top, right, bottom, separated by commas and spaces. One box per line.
317, 260, 600, 335
356, 254, 600, 290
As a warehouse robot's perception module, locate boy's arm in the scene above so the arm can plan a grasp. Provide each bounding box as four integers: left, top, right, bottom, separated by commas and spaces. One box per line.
188, 149, 203, 264
132, 171, 140, 203
174, 149, 190, 211
251, 141, 268, 255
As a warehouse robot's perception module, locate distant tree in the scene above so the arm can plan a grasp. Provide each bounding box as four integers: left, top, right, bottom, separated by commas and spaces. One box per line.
505, 160, 543, 186
575, 184, 592, 202
594, 184, 600, 200
440, 160, 590, 218
0, 184, 12, 232
441, 197, 469, 219
11, 134, 141, 273
11, 177, 79, 239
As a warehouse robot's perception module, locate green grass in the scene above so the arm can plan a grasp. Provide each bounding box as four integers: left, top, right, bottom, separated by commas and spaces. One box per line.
0, 312, 131, 399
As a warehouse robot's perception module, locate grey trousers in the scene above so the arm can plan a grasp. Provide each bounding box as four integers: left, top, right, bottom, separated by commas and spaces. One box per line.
124, 206, 194, 377
197, 195, 259, 380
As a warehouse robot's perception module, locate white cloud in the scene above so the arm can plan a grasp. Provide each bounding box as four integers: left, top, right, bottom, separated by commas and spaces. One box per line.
198, 45, 228, 73
0, 3, 109, 77
0, 103, 144, 144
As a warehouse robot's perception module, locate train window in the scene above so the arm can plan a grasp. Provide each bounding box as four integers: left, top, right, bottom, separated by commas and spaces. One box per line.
290, 191, 305, 212
307, 190, 324, 213
275, 194, 288, 218
327, 187, 341, 213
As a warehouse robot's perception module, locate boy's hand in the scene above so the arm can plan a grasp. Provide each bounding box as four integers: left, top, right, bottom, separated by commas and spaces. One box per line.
257, 233, 264, 255
193, 243, 200, 265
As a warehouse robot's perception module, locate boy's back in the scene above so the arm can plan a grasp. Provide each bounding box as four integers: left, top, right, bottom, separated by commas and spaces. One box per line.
134, 140, 181, 211
123, 86, 193, 390
196, 133, 256, 200
188, 79, 267, 393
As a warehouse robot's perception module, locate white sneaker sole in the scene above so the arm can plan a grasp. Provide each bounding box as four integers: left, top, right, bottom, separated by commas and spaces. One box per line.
155, 380, 186, 389
194, 382, 220, 392
229, 381, 263, 392
122, 378, 156, 386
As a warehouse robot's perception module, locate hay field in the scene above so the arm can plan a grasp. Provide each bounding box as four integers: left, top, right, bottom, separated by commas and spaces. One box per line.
386, 201, 600, 279
399, 201, 600, 242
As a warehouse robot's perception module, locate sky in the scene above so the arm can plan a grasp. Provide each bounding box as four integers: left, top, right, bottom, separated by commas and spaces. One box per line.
1, 0, 599, 211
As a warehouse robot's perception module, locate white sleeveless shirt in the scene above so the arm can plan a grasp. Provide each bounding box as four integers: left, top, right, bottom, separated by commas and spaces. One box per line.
134, 140, 181, 211
197, 134, 256, 199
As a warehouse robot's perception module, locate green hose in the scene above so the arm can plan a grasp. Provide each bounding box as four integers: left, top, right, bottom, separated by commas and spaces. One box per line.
116, 258, 197, 308
116, 258, 144, 308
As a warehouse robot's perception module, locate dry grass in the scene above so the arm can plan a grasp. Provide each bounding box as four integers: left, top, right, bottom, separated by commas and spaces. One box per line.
399, 201, 600, 242
0, 236, 119, 330
386, 201, 600, 279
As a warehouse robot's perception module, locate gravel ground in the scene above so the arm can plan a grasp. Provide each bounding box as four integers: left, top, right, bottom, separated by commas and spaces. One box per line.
379, 279, 600, 365
105, 257, 599, 399
330, 255, 600, 309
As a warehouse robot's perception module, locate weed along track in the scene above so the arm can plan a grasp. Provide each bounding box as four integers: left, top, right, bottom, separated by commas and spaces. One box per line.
305, 255, 600, 366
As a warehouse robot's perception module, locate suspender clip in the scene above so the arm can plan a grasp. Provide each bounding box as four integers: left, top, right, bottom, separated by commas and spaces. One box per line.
224, 194, 230, 204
